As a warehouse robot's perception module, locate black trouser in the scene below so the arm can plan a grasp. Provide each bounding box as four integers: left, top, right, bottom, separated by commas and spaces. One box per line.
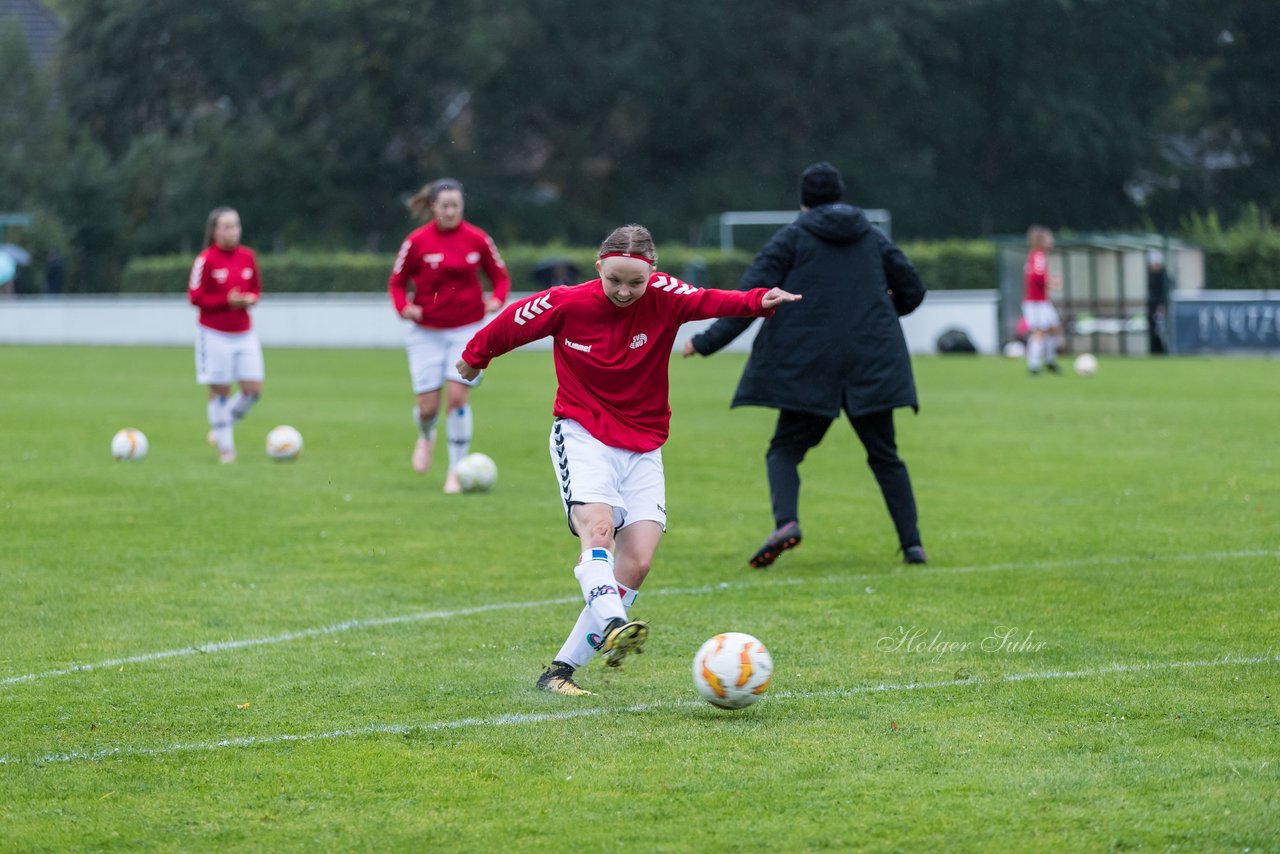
765, 407, 921, 550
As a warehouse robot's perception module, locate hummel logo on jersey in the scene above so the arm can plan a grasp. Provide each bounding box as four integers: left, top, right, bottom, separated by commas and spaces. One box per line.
650, 274, 698, 295
564, 338, 591, 352
629, 333, 648, 349
212, 268, 229, 283
514, 295, 552, 325
423, 252, 444, 269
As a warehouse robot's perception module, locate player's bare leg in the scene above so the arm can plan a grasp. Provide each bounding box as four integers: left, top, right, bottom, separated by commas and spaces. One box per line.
413, 389, 440, 474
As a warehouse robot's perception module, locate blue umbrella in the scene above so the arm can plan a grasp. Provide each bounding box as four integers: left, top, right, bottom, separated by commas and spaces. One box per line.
0, 244, 33, 265
0, 253, 15, 285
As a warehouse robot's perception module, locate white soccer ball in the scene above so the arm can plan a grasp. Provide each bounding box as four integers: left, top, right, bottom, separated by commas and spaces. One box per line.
265, 425, 304, 461
455, 452, 498, 492
692, 632, 774, 710
1003, 340, 1027, 359
111, 428, 148, 461
1074, 353, 1099, 376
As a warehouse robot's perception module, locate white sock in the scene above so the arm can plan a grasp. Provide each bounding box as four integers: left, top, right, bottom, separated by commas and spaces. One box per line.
415, 407, 438, 441
207, 396, 233, 453
573, 548, 627, 624
229, 391, 259, 423
1027, 336, 1044, 371
446, 404, 472, 470
554, 583, 640, 668
1044, 335, 1059, 366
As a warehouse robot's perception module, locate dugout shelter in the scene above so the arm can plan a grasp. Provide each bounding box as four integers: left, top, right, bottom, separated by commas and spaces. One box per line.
995, 233, 1203, 356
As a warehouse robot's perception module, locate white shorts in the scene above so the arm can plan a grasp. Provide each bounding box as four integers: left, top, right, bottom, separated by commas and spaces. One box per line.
195, 326, 264, 385
550, 418, 667, 535
406, 321, 485, 394
1022, 300, 1061, 331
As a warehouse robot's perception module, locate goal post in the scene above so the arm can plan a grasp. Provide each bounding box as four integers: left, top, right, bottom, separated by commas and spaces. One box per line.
718, 208, 891, 252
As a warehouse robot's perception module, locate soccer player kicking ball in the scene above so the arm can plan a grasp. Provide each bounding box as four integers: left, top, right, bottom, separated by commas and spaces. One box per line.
457, 224, 800, 696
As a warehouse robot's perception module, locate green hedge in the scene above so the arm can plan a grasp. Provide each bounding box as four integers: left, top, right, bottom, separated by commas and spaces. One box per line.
1180, 207, 1280, 290
898, 239, 997, 291
123, 244, 759, 294
121, 239, 998, 294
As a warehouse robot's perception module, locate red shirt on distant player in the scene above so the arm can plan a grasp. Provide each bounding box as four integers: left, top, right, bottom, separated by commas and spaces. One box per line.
388, 220, 511, 329
188, 244, 260, 333
1024, 248, 1049, 302
461, 273, 775, 452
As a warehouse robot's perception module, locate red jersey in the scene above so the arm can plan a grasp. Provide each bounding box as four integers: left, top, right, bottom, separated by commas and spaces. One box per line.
389, 220, 512, 328
462, 273, 775, 452
188, 244, 261, 333
1024, 248, 1049, 301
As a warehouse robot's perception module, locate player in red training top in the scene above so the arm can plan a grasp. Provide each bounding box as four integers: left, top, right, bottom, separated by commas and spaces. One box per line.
1022, 225, 1063, 375
389, 178, 511, 492
457, 223, 801, 696
188, 207, 263, 464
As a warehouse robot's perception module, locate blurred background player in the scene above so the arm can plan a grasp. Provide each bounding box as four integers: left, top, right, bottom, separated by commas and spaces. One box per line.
1023, 225, 1063, 374
457, 224, 800, 695
685, 162, 928, 566
188, 207, 263, 464
388, 178, 511, 492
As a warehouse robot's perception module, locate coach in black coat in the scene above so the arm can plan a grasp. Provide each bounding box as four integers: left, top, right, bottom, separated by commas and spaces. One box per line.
686, 162, 928, 566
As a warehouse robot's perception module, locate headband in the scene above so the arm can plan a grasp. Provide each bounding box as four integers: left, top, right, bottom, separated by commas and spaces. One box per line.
598, 252, 654, 264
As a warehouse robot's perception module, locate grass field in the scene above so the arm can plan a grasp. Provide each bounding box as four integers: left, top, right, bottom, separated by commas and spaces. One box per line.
1, 344, 1277, 852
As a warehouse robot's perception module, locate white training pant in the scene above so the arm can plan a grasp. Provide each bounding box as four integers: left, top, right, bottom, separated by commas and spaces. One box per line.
195, 325, 264, 385
549, 418, 667, 535
405, 320, 485, 394
1021, 300, 1061, 332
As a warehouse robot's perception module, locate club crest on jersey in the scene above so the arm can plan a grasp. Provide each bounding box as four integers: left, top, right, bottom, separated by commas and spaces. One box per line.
514, 295, 552, 325
629, 333, 648, 350
241, 268, 253, 279
466, 251, 481, 264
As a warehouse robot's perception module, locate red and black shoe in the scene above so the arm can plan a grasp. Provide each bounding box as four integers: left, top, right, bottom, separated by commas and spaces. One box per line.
749, 521, 802, 569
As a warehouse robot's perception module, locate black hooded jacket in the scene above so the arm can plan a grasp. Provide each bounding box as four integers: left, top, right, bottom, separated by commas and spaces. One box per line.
691, 203, 925, 418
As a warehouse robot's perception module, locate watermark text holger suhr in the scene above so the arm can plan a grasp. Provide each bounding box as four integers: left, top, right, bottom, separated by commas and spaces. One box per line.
877, 626, 1050, 661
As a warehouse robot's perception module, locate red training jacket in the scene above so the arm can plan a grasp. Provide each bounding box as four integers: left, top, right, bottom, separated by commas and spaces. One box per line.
1024, 248, 1049, 302
188, 244, 261, 333
388, 221, 512, 328
462, 273, 774, 452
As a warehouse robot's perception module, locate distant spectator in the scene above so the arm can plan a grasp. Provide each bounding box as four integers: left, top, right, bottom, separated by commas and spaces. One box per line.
1146, 250, 1167, 355
45, 249, 65, 296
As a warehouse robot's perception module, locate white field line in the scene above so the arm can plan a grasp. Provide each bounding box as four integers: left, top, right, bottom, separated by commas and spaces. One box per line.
2, 652, 1275, 767
3, 548, 1277, 690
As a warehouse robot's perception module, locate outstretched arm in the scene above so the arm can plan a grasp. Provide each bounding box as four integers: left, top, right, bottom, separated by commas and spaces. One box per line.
688, 228, 797, 356
456, 289, 560, 379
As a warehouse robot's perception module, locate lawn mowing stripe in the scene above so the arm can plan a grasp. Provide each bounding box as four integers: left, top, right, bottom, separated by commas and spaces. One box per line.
3, 548, 1275, 689
2, 652, 1274, 767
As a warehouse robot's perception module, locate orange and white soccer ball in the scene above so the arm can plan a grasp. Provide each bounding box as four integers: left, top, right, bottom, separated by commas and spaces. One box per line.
111, 427, 148, 461
692, 632, 774, 710
265, 425, 303, 461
